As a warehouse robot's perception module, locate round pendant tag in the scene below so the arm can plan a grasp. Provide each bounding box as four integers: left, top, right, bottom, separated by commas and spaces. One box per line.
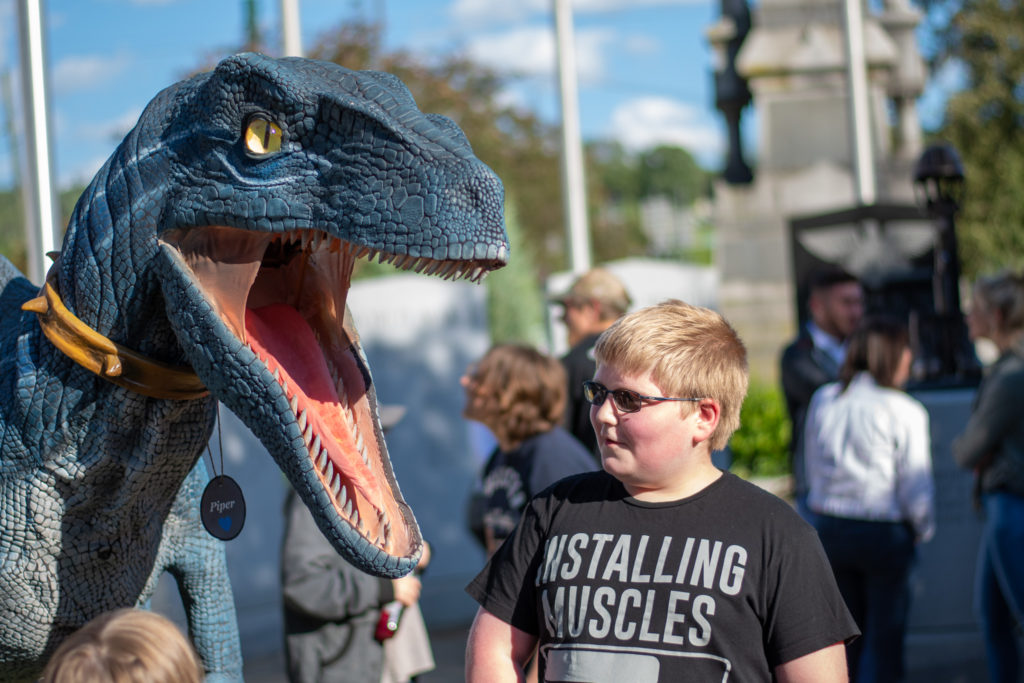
201, 475, 246, 541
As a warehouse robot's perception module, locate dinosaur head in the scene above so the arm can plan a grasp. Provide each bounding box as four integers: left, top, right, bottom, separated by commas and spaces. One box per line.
131, 53, 508, 576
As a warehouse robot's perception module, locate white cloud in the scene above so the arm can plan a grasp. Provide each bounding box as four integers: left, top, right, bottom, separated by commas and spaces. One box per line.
608, 96, 723, 163
464, 25, 614, 84
55, 106, 143, 187
576, 0, 707, 8
622, 33, 660, 56
451, 0, 707, 28
52, 54, 131, 94
451, 0, 547, 26
465, 25, 553, 77
95, 107, 145, 144
65, 154, 110, 188
55, 105, 142, 146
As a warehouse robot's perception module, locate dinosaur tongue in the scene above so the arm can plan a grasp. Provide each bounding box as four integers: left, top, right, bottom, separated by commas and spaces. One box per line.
244, 304, 380, 507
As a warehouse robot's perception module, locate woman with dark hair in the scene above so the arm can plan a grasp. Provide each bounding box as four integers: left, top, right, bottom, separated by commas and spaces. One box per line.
802, 316, 935, 683
463, 344, 596, 554
953, 272, 1024, 683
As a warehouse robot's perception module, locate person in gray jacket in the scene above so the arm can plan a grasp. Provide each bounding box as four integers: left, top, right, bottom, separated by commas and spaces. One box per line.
953, 272, 1024, 683
281, 406, 434, 683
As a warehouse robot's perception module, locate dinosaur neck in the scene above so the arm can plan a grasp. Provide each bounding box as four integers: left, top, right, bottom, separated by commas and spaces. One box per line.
57, 147, 183, 364
22, 276, 208, 400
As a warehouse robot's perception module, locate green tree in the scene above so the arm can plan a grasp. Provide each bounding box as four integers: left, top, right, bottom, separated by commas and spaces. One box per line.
636, 145, 709, 204
485, 201, 547, 346
0, 189, 26, 272
0, 186, 85, 276
728, 381, 791, 478
921, 0, 1024, 277
586, 141, 647, 263
586, 141, 711, 263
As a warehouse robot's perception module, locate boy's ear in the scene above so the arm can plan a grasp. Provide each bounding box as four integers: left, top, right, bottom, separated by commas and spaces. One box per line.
692, 399, 721, 445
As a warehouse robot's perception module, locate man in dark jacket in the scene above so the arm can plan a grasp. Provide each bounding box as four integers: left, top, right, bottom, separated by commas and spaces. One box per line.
780, 267, 864, 509
550, 268, 631, 460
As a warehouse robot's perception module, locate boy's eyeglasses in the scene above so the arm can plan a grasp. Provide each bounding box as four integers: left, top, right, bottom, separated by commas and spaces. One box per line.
581, 380, 702, 414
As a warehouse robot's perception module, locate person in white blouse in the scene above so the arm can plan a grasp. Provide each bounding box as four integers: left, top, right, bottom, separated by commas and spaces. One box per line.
803, 315, 935, 683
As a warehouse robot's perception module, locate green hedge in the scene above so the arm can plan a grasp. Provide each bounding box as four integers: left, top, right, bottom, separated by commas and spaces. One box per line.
728, 381, 791, 478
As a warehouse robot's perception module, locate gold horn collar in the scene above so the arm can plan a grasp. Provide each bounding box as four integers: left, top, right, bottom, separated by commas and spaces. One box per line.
22, 278, 209, 400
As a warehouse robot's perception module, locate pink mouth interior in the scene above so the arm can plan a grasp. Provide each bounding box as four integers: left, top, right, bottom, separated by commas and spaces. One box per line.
244, 303, 380, 508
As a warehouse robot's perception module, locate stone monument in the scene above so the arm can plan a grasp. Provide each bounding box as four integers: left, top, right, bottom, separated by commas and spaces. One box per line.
707, 0, 927, 379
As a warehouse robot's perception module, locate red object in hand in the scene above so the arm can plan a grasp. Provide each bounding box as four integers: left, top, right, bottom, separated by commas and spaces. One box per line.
375, 601, 404, 641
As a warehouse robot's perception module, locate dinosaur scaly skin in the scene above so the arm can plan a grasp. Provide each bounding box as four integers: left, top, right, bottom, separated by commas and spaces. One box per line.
0, 53, 507, 681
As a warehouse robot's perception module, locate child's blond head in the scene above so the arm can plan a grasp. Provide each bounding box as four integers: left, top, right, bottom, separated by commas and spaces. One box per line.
594, 299, 748, 452
41, 608, 204, 683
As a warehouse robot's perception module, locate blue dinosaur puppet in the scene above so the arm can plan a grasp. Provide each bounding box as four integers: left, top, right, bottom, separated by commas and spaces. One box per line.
0, 53, 507, 681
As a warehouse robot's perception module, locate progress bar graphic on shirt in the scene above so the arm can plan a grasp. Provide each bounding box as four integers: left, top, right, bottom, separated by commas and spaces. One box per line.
539, 643, 731, 683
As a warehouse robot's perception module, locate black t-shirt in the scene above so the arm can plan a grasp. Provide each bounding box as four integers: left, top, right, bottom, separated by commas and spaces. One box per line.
467, 470, 858, 682
480, 427, 597, 542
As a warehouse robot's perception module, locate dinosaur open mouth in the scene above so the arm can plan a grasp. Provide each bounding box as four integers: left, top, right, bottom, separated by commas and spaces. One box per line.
161, 225, 498, 556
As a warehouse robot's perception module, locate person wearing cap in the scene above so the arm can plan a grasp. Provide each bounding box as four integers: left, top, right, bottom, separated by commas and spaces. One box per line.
551, 268, 632, 459
281, 404, 435, 683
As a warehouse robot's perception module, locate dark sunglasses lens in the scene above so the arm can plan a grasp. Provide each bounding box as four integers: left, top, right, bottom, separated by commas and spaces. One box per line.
611, 390, 641, 413
583, 381, 604, 405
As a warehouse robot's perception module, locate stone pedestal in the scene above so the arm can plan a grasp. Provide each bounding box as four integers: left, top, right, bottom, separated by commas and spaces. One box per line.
906, 388, 986, 672
711, 0, 927, 380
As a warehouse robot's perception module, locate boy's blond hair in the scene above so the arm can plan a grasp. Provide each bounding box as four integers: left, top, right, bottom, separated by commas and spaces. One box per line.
594, 299, 748, 452
40, 608, 204, 683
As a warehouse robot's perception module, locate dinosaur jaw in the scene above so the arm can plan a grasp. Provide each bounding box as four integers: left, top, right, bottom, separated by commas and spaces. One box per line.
158, 224, 505, 563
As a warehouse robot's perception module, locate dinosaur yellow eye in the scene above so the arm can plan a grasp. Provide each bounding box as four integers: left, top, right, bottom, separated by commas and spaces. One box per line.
244, 116, 282, 156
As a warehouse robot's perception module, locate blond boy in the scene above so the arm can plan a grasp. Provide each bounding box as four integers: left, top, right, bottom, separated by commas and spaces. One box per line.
466, 300, 857, 682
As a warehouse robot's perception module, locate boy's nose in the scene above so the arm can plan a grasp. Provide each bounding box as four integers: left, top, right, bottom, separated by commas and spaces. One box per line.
591, 396, 617, 426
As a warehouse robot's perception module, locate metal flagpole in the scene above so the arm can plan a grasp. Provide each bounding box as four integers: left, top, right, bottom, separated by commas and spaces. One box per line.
16, 0, 60, 284
553, 0, 591, 274
280, 0, 303, 57
842, 0, 876, 205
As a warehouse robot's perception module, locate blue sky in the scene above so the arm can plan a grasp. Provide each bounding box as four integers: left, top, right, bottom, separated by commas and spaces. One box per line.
0, 0, 951, 191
